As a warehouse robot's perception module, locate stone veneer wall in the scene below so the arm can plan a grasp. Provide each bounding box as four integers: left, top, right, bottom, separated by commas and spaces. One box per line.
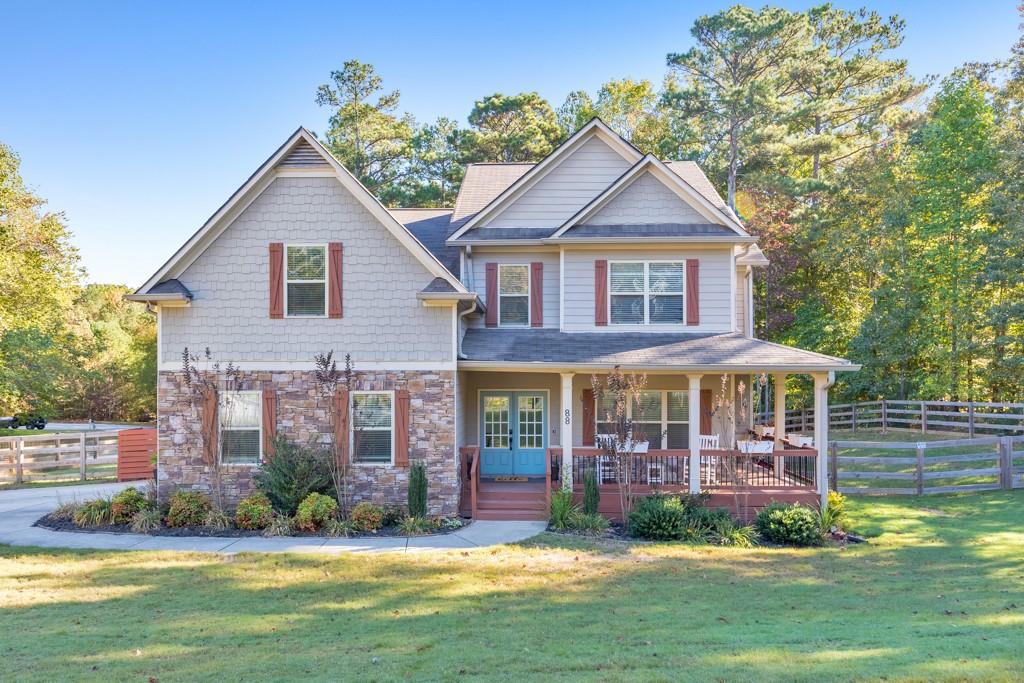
157, 369, 458, 516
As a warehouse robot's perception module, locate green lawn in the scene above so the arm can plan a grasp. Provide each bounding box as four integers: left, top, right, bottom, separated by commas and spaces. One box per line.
0, 428, 59, 437
1, 491, 1022, 682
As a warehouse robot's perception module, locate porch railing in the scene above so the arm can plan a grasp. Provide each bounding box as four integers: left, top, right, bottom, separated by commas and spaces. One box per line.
701, 449, 816, 489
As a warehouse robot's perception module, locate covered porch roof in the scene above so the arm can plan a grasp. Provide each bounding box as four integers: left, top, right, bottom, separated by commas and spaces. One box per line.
459, 329, 858, 373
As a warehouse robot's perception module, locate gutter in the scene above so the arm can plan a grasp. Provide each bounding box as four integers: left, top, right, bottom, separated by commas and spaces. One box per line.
457, 300, 479, 359
457, 360, 861, 373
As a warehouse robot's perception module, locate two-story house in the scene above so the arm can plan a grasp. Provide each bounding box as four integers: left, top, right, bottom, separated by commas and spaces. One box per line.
129, 119, 857, 520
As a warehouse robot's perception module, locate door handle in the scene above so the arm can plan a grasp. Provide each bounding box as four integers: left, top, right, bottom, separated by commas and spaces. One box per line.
509, 429, 513, 449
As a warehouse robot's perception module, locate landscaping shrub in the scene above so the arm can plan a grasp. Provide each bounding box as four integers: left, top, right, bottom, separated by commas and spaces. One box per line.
819, 490, 848, 533
349, 502, 384, 532
74, 498, 114, 527
399, 515, 433, 536
111, 487, 150, 524
628, 493, 688, 541
381, 504, 406, 527
582, 470, 599, 515
295, 492, 339, 531
235, 493, 274, 530
549, 489, 577, 530
130, 508, 162, 533
408, 460, 428, 518
324, 518, 356, 538
263, 514, 293, 537
253, 436, 334, 514
204, 507, 232, 530
755, 502, 822, 546
165, 491, 212, 528
50, 501, 81, 522
567, 511, 610, 535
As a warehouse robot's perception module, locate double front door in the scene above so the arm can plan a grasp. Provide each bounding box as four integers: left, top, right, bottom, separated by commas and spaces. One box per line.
480, 391, 547, 477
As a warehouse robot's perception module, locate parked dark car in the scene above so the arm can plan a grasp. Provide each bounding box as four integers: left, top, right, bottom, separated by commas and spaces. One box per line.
8, 413, 48, 430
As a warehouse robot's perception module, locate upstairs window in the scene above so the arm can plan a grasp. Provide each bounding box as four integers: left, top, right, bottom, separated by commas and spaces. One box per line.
219, 391, 262, 464
286, 245, 326, 316
609, 261, 684, 325
352, 391, 394, 464
498, 264, 530, 326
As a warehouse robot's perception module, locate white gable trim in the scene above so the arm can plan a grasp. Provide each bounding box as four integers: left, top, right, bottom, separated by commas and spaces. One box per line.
136, 128, 466, 295
446, 118, 643, 242
549, 155, 749, 238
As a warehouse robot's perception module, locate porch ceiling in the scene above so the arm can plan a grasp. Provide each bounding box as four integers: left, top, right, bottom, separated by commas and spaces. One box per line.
459, 329, 858, 373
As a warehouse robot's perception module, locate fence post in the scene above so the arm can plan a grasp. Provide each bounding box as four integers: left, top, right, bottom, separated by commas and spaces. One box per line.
999, 436, 1012, 489
968, 403, 975, 438
79, 433, 87, 481
829, 441, 838, 491
916, 442, 925, 495
921, 401, 927, 434
851, 403, 858, 432
801, 409, 808, 433
881, 399, 887, 433
15, 437, 24, 485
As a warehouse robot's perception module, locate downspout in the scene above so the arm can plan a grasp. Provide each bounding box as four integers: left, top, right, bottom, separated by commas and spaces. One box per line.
457, 245, 477, 360
457, 299, 477, 360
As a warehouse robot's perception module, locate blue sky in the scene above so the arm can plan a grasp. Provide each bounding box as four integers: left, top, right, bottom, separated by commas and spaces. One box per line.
4, 0, 1020, 286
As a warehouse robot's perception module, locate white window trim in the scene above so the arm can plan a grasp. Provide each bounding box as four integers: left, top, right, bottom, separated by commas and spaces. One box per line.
219, 390, 263, 467
596, 389, 690, 449
284, 243, 328, 318
350, 390, 395, 466
608, 260, 686, 326
497, 263, 531, 327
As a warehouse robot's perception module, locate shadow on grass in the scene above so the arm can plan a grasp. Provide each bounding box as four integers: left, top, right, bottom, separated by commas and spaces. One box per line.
0, 490, 1021, 681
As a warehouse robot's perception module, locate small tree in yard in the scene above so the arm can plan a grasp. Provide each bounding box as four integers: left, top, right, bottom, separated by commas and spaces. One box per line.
313, 351, 353, 515
591, 367, 653, 530
180, 347, 243, 512
708, 373, 758, 514
408, 460, 427, 518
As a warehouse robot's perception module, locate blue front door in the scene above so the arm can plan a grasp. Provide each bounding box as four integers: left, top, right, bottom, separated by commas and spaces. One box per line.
480, 391, 547, 476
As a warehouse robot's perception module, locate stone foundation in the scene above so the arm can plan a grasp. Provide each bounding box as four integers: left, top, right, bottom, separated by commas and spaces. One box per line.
157, 369, 458, 515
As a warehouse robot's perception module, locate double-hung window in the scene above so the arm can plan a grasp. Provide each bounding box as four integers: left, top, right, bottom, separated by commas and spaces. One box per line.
286, 245, 327, 316
595, 390, 689, 449
219, 391, 262, 464
498, 264, 529, 326
352, 391, 394, 464
609, 261, 685, 325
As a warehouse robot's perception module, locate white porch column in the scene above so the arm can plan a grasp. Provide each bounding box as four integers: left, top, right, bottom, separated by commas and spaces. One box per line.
688, 373, 703, 493
773, 373, 787, 478
813, 371, 836, 510
560, 372, 575, 490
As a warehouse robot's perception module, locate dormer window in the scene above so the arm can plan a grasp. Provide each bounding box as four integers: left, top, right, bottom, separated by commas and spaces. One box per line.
609, 261, 684, 325
498, 264, 530, 326
286, 245, 327, 317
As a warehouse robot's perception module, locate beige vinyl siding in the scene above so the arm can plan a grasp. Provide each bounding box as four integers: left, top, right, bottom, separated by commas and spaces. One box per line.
562, 247, 734, 333
735, 267, 747, 334
583, 172, 708, 226
161, 176, 453, 364
486, 136, 632, 228
468, 250, 559, 328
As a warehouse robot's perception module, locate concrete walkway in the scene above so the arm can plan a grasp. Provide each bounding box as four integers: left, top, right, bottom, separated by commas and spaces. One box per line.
0, 481, 546, 554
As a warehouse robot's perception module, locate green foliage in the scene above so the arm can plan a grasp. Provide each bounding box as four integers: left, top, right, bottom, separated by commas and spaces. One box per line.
130, 507, 162, 533
323, 518, 357, 538
349, 502, 384, 532
294, 493, 338, 532
165, 491, 212, 528
110, 487, 150, 525
50, 501, 81, 522
408, 460, 427, 519
582, 470, 599, 516
235, 493, 273, 530
628, 493, 691, 541
755, 502, 822, 546
380, 504, 405, 527
399, 515, 433, 536
549, 489, 577, 531
566, 511, 610, 536
820, 491, 848, 532
467, 92, 563, 162
204, 508, 232, 530
73, 498, 113, 527
262, 514, 293, 537
253, 436, 334, 515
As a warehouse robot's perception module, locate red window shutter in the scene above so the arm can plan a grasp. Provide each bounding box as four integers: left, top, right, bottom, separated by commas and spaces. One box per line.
394, 389, 410, 467
328, 242, 343, 319
686, 258, 700, 325
201, 387, 218, 465
530, 262, 543, 327
262, 389, 277, 459
700, 389, 713, 436
581, 388, 596, 446
269, 243, 284, 318
334, 388, 349, 466
484, 263, 498, 327
594, 260, 608, 326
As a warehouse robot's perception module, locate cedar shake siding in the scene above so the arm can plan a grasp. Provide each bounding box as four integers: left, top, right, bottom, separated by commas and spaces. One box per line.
159, 176, 453, 365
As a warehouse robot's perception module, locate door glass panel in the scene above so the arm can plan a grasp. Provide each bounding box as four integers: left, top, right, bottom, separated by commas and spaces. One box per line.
483, 396, 509, 448
518, 395, 544, 449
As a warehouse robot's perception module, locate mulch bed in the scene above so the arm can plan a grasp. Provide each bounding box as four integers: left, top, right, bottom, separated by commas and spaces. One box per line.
35, 513, 469, 539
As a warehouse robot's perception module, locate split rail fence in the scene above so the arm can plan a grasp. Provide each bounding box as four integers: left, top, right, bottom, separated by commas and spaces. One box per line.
0, 429, 156, 486
773, 399, 1024, 437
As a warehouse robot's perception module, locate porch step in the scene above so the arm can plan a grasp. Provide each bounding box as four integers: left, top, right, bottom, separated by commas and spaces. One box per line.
477, 497, 547, 511
474, 509, 548, 521
473, 480, 549, 521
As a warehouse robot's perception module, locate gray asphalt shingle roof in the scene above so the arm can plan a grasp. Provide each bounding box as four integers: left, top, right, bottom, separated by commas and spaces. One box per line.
560, 223, 736, 238
460, 329, 856, 370
147, 279, 193, 296
390, 208, 460, 274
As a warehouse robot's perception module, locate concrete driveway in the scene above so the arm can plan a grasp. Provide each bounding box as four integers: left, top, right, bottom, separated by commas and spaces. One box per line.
0, 481, 546, 554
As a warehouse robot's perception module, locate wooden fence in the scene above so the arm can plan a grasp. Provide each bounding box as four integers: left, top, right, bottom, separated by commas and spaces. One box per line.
768, 400, 1024, 437
829, 435, 1024, 495
0, 429, 155, 486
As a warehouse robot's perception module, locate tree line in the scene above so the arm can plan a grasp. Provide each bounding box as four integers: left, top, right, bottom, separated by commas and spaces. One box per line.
317, 4, 1024, 405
